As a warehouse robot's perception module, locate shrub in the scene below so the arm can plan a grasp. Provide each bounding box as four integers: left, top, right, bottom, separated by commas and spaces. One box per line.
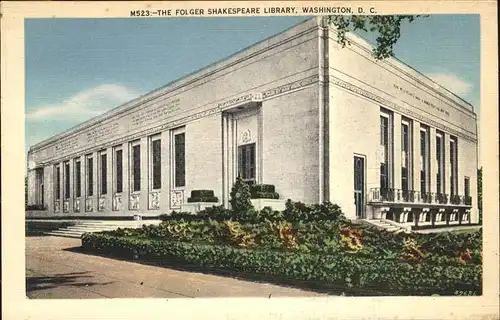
229, 176, 253, 216
197, 205, 233, 220
187, 190, 219, 203
251, 184, 275, 193
251, 192, 279, 199
26, 204, 47, 211
284, 200, 346, 223
250, 184, 278, 199
190, 190, 215, 198
187, 196, 219, 203
82, 233, 482, 296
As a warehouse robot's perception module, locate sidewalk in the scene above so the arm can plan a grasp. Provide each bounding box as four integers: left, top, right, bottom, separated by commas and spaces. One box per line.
26, 236, 326, 299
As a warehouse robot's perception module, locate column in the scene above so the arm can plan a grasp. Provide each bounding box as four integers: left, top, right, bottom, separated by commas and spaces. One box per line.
140, 137, 148, 213
121, 142, 130, 214
160, 131, 170, 213
393, 113, 402, 191
429, 127, 437, 195
412, 122, 421, 193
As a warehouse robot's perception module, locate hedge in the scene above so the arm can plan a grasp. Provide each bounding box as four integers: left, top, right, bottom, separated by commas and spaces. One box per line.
251, 192, 279, 199
251, 184, 275, 193
81, 233, 481, 296
190, 190, 215, 198
187, 196, 219, 203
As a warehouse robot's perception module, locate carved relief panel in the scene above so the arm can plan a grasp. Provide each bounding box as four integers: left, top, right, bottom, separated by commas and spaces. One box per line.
149, 192, 160, 210
85, 198, 93, 212
129, 193, 140, 210
74, 198, 81, 212
170, 190, 184, 209
113, 194, 122, 211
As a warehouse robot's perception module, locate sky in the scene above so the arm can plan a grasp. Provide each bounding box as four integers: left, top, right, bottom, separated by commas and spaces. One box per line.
25, 15, 480, 155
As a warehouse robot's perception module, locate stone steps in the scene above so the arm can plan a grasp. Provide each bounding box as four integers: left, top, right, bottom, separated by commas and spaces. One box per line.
44, 220, 162, 238
361, 219, 410, 233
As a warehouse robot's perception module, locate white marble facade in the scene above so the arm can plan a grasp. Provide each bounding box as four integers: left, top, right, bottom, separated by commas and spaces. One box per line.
26, 17, 478, 223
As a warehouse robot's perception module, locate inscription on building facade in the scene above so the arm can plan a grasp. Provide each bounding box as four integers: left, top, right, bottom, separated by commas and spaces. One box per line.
393, 84, 450, 116
132, 98, 181, 128
86, 122, 120, 144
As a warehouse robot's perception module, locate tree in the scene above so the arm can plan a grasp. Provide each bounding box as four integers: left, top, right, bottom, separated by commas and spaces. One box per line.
229, 176, 253, 215
327, 15, 426, 60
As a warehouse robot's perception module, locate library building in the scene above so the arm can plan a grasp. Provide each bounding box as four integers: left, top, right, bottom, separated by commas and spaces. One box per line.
26, 17, 479, 228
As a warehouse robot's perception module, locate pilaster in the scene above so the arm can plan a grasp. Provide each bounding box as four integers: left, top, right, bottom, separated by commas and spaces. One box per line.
160, 131, 170, 214
444, 133, 451, 197
27, 169, 37, 206
429, 127, 437, 194
92, 151, 98, 212
45, 165, 54, 213
140, 137, 148, 213
393, 113, 402, 189
68, 159, 74, 213
106, 147, 113, 212
412, 122, 421, 192
121, 142, 130, 215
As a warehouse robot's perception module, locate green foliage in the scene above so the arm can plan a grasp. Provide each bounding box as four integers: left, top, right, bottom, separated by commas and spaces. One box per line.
250, 184, 279, 199
190, 190, 215, 198
187, 196, 219, 203
251, 191, 280, 199
251, 184, 275, 193
327, 15, 426, 60
82, 233, 482, 296
284, 200, 347, 223
229, 176, 254, 215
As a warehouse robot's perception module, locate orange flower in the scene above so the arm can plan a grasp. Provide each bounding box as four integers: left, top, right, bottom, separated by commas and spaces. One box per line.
458, 248, 472, 264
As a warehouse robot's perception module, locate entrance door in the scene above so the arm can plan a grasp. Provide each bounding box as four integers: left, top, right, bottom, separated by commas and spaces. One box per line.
354, 156, 365, 218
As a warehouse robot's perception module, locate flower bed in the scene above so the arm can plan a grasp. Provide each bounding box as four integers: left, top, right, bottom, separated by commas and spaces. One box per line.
82, 232, 481, 296
81, 198, 482, 296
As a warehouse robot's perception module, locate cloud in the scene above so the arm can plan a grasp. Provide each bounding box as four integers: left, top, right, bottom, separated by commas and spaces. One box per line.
426, 73, 474, 97
26, 84, 139, 121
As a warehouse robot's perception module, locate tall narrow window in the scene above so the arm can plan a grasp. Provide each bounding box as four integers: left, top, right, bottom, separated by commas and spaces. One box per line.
420, 128, 428, 193
55, 165, 61, 200
436, 133, 444, 194
132, 144, 141, 192
100, 153, 107, 195
450, 137, 458, 196
238, 143, 256, 183
380, 114, 390, 191
151, 137, 161, 190
401, 121, 411, 192
75, 160, 81, 198
174, 133, 185, 187
64, 162, 70, 199
115, 149, 123, 193
464, 176, 471, 204
87, 157, 94, 196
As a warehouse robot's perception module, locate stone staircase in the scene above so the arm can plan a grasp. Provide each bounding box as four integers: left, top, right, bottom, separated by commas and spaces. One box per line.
44, 220, 162, 238
361, 219, 411, 234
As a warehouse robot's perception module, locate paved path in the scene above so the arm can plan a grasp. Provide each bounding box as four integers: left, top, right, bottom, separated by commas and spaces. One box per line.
26, 236, 326, 299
